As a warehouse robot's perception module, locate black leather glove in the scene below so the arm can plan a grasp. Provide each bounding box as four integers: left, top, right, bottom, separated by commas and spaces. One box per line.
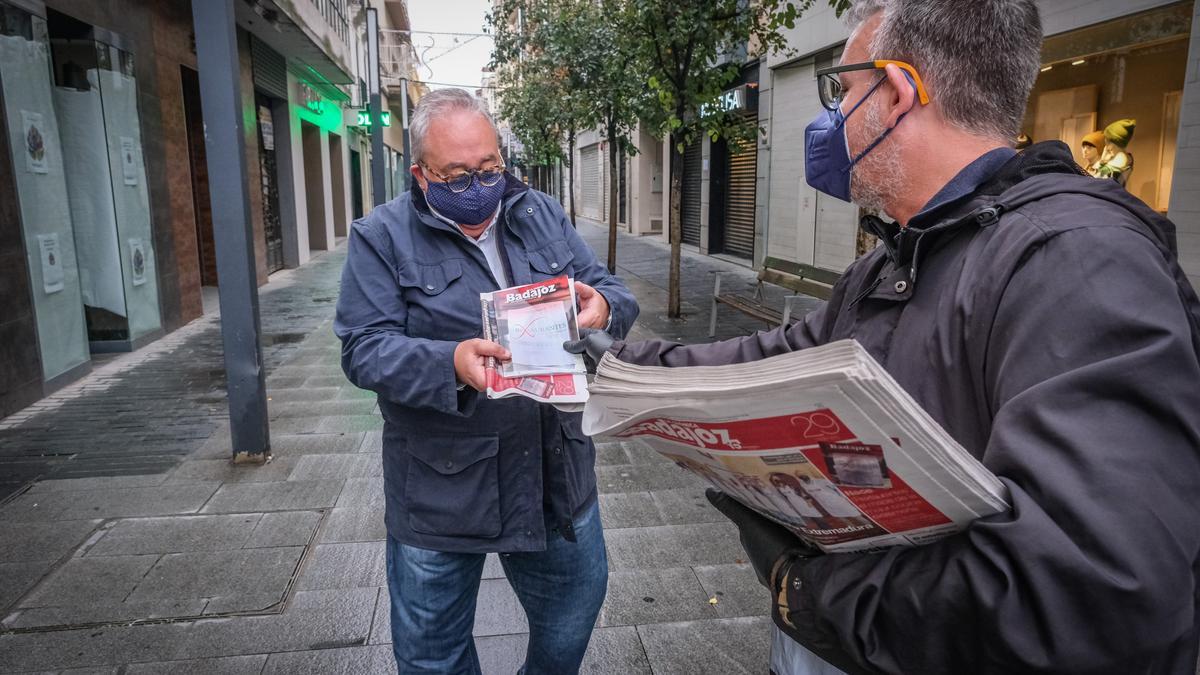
563, 328, 615, 374
706, 488, 819, 589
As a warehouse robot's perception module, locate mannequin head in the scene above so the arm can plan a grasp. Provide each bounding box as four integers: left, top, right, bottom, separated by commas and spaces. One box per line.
1081, 130, 1104, 166
1103, 118, 1136, 151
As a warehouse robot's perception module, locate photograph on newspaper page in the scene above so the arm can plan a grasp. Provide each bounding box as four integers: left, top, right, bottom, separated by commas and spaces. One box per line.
594, 394, 978, 553
482, 275, 585, 378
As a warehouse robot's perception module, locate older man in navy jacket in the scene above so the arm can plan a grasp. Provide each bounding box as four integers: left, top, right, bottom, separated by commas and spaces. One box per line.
334, 88, 638, 674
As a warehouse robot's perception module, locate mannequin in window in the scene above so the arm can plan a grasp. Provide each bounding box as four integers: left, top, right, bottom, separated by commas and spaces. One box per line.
1097, 118, 1135, 187
1080, 130, 1104, 178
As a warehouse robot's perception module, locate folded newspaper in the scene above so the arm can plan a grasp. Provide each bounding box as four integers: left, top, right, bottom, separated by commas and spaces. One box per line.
582, 340, 1009, 553
480, 275, 589, 404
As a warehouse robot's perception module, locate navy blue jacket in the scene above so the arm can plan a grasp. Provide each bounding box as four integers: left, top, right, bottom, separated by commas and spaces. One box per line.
334, 176, 638, 553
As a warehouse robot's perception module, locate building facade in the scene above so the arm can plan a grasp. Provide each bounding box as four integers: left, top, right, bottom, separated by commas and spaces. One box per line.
0, 0, 379, 416
758, 0, 1200, 285
564, 1, 1200, 292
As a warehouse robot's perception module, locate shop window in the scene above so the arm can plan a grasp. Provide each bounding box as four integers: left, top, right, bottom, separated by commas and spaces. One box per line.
1023, 2, 1191, 212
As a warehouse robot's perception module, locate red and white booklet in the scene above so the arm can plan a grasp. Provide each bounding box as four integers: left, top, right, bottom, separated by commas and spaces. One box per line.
583, 340, 1010, 553
480, 275, 589, 404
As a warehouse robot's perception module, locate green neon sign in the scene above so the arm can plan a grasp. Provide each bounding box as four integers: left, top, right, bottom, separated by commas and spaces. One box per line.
355, 110, 390, 127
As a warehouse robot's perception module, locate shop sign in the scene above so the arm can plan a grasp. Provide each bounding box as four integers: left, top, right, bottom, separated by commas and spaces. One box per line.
701, 85, 747, 117
354, 109, 391, 127
300, 84, 325, 114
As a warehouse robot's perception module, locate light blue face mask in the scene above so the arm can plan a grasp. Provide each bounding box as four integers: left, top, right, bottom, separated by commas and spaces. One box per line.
803, 73, 916, 202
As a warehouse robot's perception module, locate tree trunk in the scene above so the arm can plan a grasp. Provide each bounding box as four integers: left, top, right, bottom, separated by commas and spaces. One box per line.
606, 120, 619, 275
668, 133, 684, 318
567, 132, 577, 227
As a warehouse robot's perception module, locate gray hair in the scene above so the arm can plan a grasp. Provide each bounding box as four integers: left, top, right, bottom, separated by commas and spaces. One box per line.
845, 0, 1042, 141
409, 88, 499, 163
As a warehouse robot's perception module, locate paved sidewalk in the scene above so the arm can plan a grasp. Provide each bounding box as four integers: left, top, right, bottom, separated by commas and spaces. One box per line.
0, 218, 817, 673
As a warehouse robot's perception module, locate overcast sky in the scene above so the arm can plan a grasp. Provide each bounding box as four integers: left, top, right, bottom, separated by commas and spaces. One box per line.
406, 0, 495, 92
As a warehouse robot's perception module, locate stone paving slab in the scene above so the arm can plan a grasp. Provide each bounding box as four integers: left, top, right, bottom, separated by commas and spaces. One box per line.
604, 522, 747, 570
315, 506, 387, 543
0, 561, 56, 614
336, 477, 386, 507
199, 480, 343, 514
636, 615, 774, 675
287, 453, 382, 481
6, 598, 208, 629
0, 622, 192, 672
243, 510, 323, 548
84, 514, 262, 556
173, 588, 376, 661
295, 541, 387, 591
261, 643, 394, 674
124, 654, 268, 674
0, 520, 101, 563
599, 567, 716, 627
164, 457, 302, 484
0, 483, 219, 522
694, 563, 770, 619
125, 547, 303, 607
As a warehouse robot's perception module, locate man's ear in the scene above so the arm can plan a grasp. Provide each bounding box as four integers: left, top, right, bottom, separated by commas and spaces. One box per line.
882, 63, 917, 129
410, 163, 427, 191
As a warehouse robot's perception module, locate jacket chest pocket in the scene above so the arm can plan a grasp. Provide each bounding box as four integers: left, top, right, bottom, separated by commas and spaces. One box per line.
526, 240, 576, 281
404, 434, 501, 538
402, 259, 479, 340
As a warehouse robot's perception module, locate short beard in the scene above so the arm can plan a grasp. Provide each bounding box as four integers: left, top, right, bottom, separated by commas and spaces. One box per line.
849, 99, 906, 218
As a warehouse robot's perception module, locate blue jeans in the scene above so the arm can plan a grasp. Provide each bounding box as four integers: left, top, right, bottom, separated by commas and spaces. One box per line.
386, 501, 608, 674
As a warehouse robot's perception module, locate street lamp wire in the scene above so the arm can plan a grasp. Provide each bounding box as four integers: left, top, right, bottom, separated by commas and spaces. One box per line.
380, 28, 493, 38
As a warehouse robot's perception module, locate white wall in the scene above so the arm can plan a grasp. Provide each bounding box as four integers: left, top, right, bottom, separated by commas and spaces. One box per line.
285, 73, 311, 265
1037, 0, 1182, 36
1167, 1, 1200, 289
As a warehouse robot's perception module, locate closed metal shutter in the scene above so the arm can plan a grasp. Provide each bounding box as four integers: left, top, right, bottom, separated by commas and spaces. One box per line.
722, 136, 757, 258
681, 140, 702, 246
251, 37, 288, 101
581, 144, 601, 217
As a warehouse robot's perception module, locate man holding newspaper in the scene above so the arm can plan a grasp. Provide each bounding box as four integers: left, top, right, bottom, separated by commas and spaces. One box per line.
334, 89, 637, 674
569, 1, 1200, 673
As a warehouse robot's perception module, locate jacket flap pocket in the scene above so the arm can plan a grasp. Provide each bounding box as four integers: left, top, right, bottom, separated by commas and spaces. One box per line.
527, 240, 575, 275
417, 260, 464, 296
407, 434, 499, 475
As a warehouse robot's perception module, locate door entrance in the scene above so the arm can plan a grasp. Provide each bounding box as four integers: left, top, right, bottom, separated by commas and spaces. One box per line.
255, 94, 284, 274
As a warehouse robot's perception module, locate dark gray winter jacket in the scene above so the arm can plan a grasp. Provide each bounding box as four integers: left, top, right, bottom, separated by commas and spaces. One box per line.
615, 143, 1200, 674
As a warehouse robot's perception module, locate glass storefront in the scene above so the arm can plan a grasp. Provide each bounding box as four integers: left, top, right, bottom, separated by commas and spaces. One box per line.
1022, 2, 1192, 213
51, 27, 161, 348
0, 3, 90, 381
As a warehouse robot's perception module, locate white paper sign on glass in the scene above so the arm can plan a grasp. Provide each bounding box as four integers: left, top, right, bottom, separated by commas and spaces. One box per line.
120, 136, 138, 185
21, 110, 48, 174
38, 233, 63, 294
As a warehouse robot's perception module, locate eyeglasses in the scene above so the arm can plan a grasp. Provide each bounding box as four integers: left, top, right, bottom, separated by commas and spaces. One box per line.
815, 60, 930, 111
420, 162, 506, 193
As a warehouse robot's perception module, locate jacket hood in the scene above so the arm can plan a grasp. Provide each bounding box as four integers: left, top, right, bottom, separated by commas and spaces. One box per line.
976, 141, 1087, 197
983, 142, 1178, 256
862, 140, 1178, 267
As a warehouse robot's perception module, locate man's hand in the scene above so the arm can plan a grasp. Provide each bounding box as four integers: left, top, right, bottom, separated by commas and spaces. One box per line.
575, 281, 610, 329
563, 328, 614, 374
706, 488, 819, 589
453, 339, 510, 391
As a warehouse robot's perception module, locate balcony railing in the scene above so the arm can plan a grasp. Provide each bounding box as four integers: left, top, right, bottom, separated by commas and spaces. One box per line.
309, 0, 348, 43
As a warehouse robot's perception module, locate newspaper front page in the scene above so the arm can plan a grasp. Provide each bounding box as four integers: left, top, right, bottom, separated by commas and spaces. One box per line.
583, 341, 1009, 553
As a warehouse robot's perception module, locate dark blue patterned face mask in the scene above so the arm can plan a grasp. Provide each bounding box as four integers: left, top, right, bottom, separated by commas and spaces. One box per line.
423, 173, 506, 226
